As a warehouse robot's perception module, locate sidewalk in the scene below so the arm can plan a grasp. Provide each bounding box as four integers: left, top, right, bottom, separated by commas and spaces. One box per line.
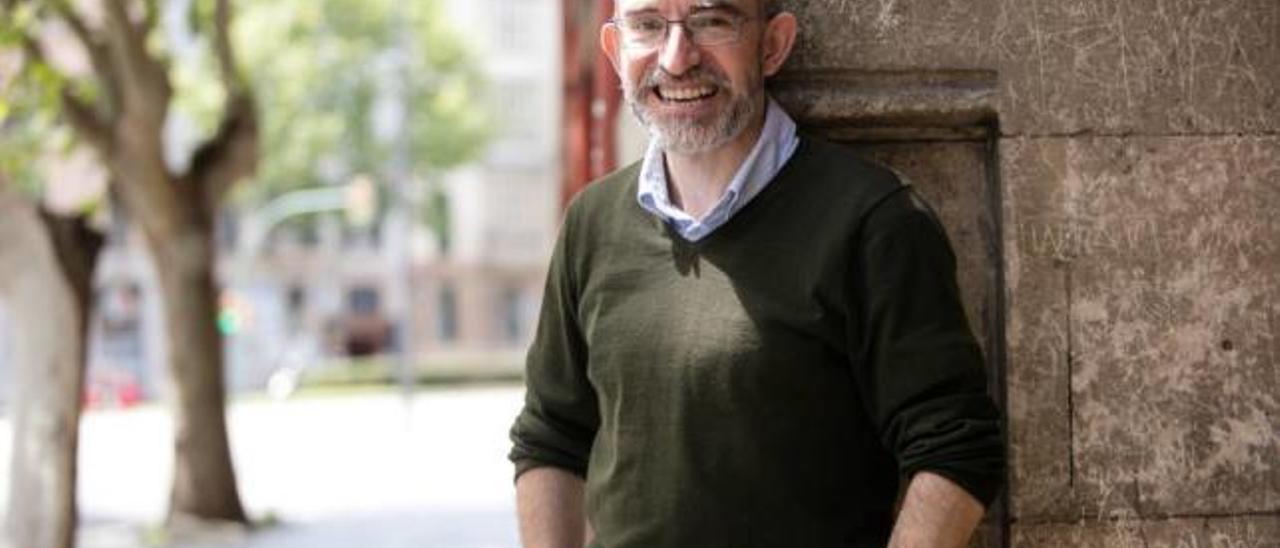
79, 510, 519, 548
2, 385, 526, 548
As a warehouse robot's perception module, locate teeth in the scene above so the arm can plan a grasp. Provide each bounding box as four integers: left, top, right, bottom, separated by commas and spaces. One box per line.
660, 86, 714, 101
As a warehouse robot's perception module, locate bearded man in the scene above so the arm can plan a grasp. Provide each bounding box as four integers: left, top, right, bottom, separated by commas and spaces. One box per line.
508, 1, 1005, 546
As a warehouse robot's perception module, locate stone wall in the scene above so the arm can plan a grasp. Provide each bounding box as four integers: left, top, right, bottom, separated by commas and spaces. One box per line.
775, 0, 1280, 545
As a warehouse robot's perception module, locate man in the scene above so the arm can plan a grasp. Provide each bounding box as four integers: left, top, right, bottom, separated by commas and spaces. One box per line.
509, 0, 1004, 546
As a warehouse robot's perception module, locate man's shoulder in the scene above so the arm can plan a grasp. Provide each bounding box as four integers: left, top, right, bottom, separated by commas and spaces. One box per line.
794, 135, 904, 196
565, 160, 643, 220
797, 137, 948, 241
784, 135, 912, 225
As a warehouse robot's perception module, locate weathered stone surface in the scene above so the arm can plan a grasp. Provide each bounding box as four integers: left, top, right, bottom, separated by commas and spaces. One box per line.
994, 0, 1280, 135
1068, 138, 1280, 517
968, 521, 1002, 548
1001, 136, 1077, 520
1002, 136, 1280, 520
772, 70, 998, 137
780, 0, 1280, 135
1012, 515, 1280, 547
782, 0, 998, 71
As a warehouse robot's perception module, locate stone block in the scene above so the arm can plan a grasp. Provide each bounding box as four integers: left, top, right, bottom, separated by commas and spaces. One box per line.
1002, 137, 1078, 520
1011, 515, 1280, 547
1002, 136, 1280, 521
778, 0, 1280, 135
772, 70, 998, 138
991, 0, 1280, 135
781, 0, 998, 71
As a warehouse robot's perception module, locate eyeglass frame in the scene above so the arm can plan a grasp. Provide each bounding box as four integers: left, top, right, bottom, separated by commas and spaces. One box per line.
605, 9, 768, 51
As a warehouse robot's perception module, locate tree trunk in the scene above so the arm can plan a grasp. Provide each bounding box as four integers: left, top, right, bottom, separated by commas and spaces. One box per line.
9, 0, 256, 528
149, 225, 247, 524
0, 193, 101, 548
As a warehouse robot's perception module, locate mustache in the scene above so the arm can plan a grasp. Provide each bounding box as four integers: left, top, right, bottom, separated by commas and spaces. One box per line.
642, 66, 730, 89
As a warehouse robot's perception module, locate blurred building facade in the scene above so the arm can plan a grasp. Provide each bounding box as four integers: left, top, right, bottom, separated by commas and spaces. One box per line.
210, 0, 565, 391
0, 0, 563, 402
417, 0, 562, 361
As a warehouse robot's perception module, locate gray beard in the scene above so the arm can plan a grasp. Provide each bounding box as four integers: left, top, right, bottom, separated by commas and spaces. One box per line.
624, 67, 765, 155
634, 89, 762, 154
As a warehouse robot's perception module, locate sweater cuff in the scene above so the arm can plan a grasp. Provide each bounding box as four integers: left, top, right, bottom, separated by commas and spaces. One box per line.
512, 458, 588, 483
905, 464, 1003, 509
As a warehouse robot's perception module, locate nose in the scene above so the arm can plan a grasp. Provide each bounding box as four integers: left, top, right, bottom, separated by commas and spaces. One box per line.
658, 23, 701, 76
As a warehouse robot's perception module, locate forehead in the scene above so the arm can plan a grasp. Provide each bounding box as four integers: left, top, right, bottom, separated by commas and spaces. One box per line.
615, 0, 756, 14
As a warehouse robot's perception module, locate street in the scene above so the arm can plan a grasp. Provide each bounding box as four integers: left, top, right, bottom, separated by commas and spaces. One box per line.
0, 385, 526, 547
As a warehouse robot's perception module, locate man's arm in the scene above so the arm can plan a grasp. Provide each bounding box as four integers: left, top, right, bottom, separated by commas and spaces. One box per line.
888, 471, 986, 548
516, 467, 593, 548
510, 199, 599, 548
849, 187, 1005, 541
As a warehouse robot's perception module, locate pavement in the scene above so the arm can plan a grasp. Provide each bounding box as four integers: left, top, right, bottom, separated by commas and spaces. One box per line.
0, 385, 527, 548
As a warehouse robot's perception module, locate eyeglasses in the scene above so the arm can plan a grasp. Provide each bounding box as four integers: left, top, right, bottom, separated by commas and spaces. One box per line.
609, 10, 756, 50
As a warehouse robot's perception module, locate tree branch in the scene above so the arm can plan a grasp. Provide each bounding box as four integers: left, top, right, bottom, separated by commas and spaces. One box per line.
15, 29, 115, 155
189, 0, 256, 206
192, 93, 258, 207
102, 0, 170, 115
37, 205, 105, 307
102, 0, 148, 73
16, 26, 43, 66
140, 0, 159, 36
61, 88, 114, 153
212, 0, 243, 93
49, 0, 123, 115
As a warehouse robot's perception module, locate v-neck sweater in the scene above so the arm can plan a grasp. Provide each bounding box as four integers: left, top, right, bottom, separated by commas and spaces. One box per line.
509, 136, 1004, 548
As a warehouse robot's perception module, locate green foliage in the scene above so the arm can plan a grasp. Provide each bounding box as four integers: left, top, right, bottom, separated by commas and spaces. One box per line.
3, 0, 489, 226
0, 48, 69, 196
223, 0, 491, 205
0, 2, 98, 198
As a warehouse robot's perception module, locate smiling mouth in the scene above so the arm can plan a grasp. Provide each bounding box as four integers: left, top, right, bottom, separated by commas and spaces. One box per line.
655, 86, 718, 103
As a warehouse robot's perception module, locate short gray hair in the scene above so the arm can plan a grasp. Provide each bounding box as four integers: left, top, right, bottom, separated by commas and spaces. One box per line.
611, 1, 784, 17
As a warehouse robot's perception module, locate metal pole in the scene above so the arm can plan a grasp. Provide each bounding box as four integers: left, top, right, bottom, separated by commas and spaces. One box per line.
390, 0, 418, 419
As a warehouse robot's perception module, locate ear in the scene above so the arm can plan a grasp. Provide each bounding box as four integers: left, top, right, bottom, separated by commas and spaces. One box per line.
601, 22, 623, 75
760, 12, 797, 77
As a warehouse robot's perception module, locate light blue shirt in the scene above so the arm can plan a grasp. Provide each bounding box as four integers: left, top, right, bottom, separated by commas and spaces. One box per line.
637, 98, 800, 242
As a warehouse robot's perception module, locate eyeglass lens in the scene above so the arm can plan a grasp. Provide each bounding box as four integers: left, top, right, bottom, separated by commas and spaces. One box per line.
619, 11, 745, 48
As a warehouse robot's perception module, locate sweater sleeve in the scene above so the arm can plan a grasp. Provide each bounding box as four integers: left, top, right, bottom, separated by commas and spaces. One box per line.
849, 187, 1005, 508
507, 204, 599, 481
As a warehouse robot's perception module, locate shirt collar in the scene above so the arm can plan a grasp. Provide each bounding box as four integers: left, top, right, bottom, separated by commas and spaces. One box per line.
637, 97, 798, 227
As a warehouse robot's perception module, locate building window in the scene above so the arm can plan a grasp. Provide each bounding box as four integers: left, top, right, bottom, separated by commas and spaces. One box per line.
98, 283, 144, 366
488, 79, 544, 165
437, 284, 458, 342
286, 284, 307, 332
342, 222, 382, 250
494, 1, 537, 53
348, 286, 380, 314
217, 209, 240, 252
342, 286, 389, 357
498, 286, 524, 344
496, 81, 540, 140
269, 221, 320, 250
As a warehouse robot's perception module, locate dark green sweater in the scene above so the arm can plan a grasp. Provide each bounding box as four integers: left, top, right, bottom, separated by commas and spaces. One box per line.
509, 137, 1004, 547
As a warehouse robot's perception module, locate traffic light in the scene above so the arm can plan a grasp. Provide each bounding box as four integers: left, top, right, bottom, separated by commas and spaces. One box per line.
345, 174, 378, 226
217, 291, 254, 336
